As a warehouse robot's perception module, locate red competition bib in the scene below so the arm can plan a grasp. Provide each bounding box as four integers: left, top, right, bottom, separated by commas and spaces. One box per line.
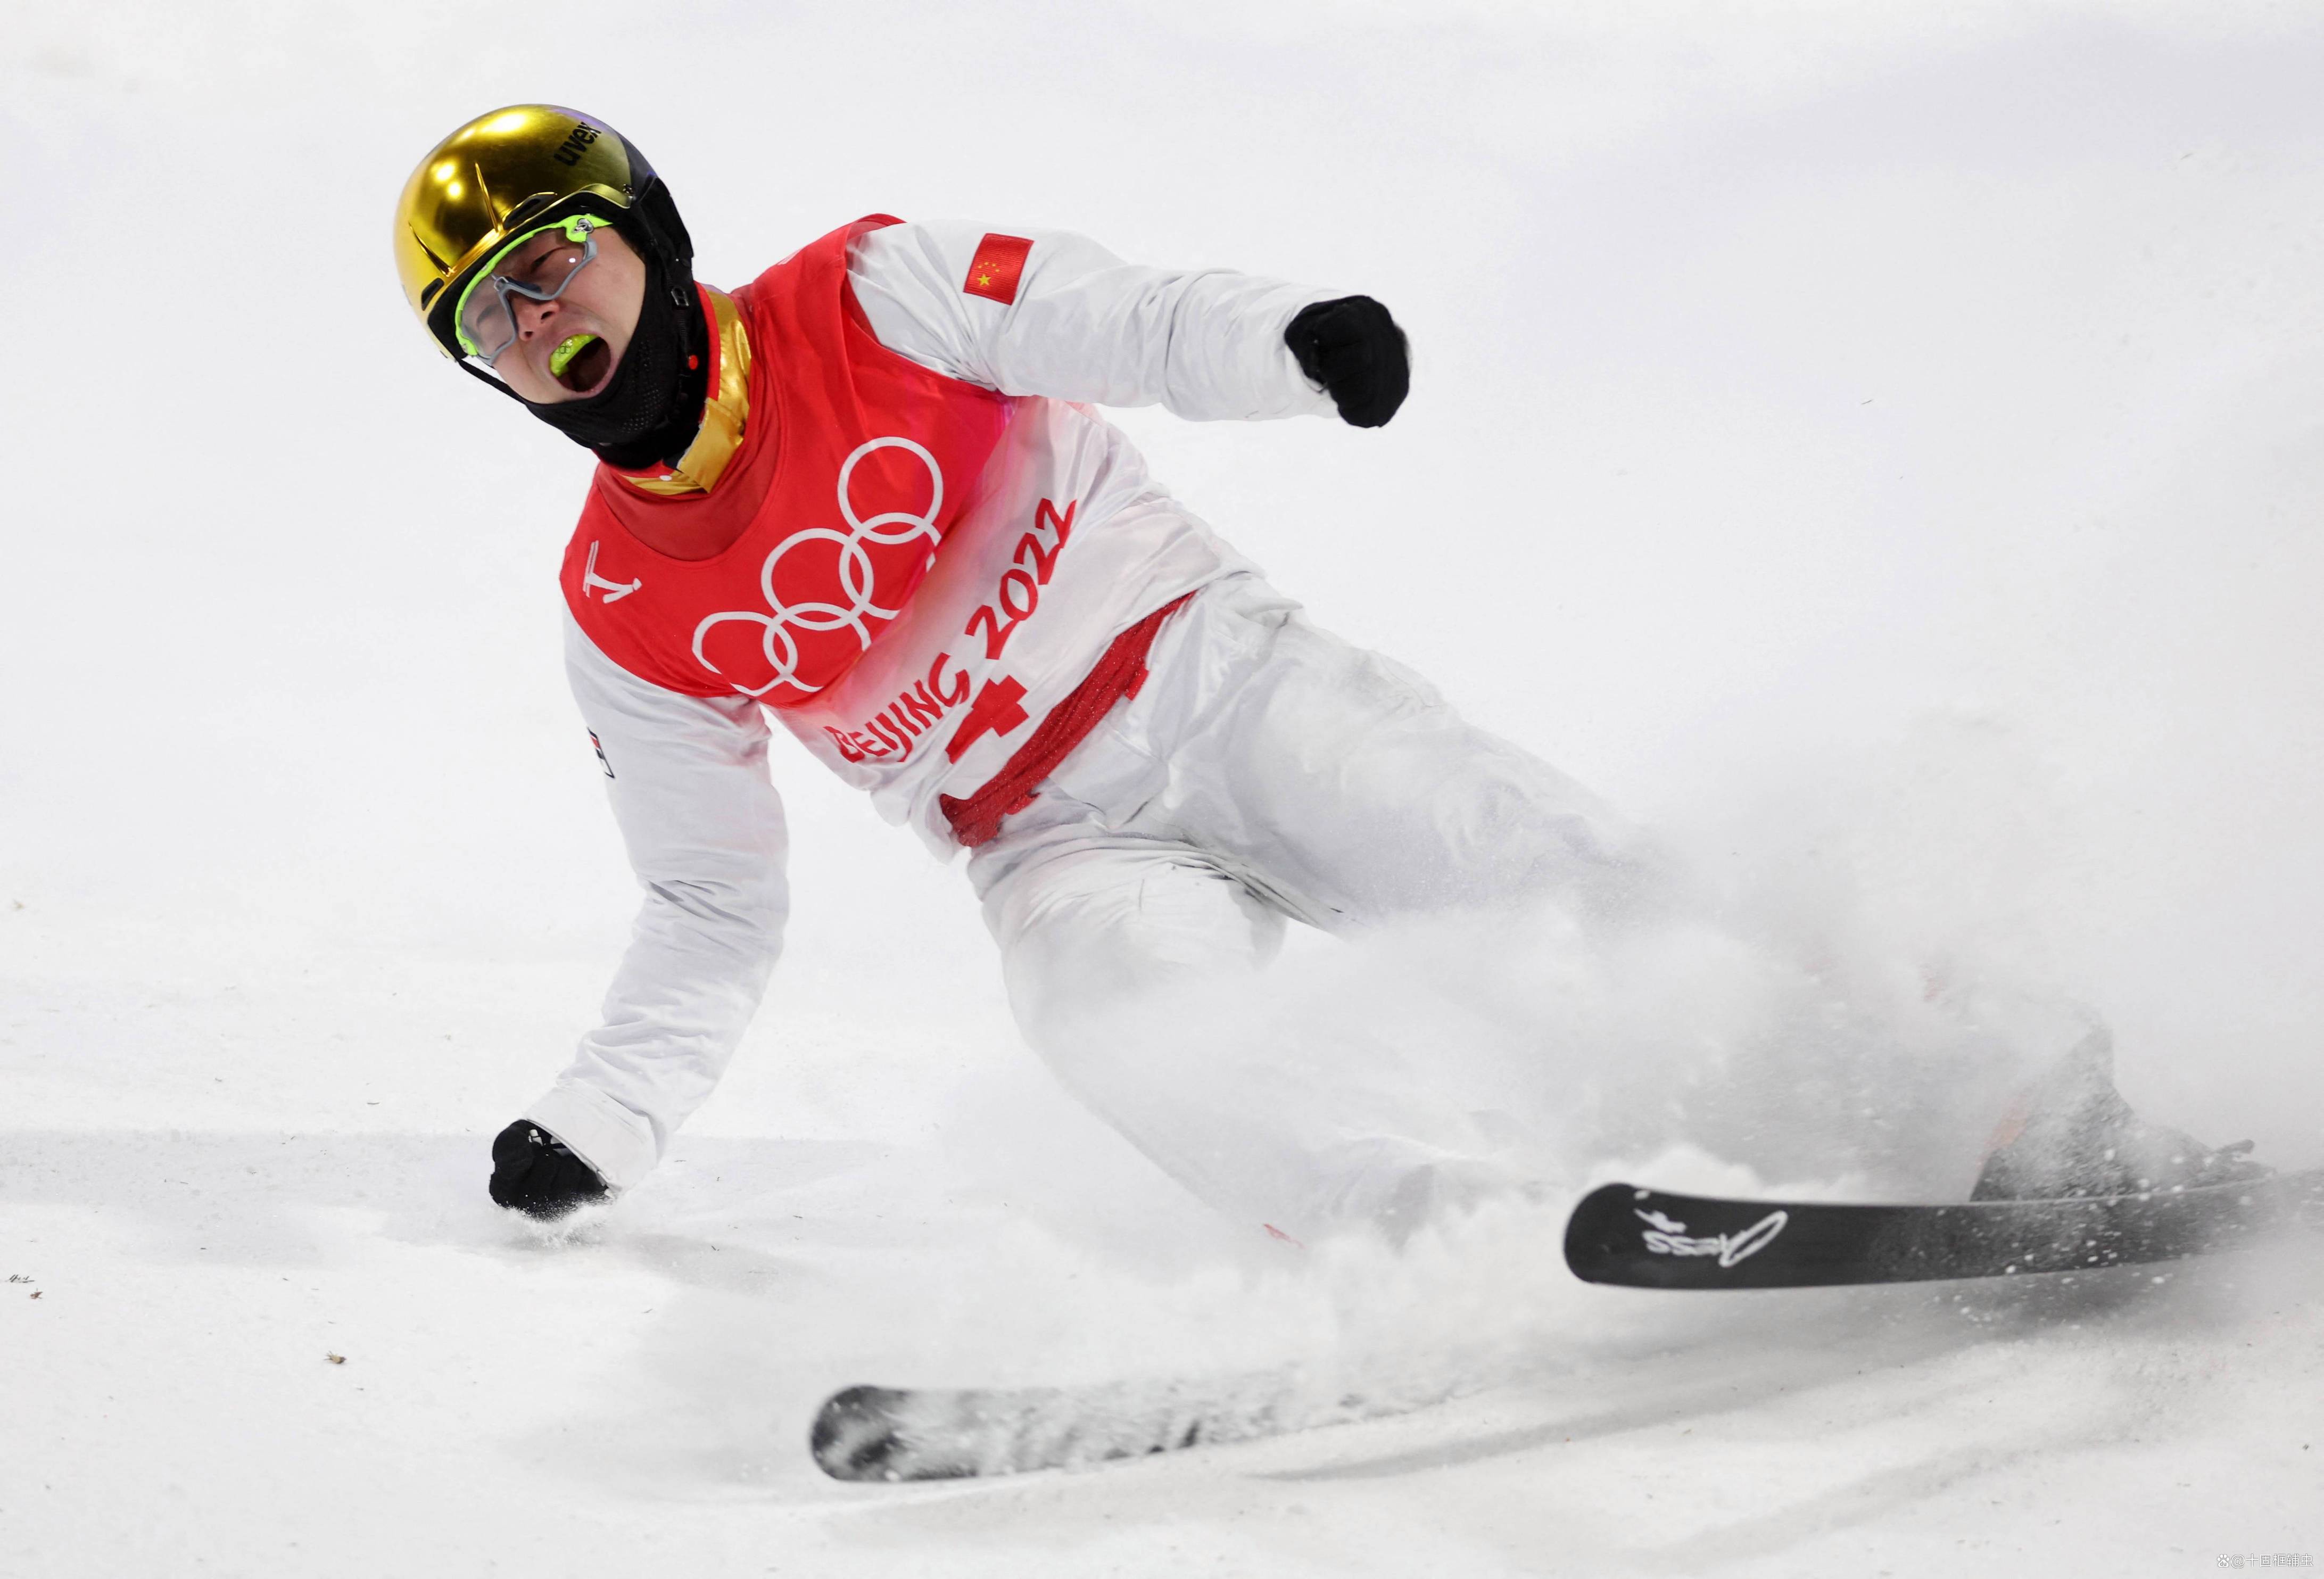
561, 217, 1014, 705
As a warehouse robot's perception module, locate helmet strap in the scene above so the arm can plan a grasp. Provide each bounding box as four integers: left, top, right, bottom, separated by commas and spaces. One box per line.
458, 356, 530, 405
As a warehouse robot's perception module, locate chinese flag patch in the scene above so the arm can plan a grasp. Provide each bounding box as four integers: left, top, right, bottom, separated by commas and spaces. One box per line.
963, 233, 1033, 305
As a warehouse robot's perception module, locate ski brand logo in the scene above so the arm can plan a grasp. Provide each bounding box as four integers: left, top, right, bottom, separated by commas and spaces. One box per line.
1635, 1207, 1789, 1268
693, 436, 944, 700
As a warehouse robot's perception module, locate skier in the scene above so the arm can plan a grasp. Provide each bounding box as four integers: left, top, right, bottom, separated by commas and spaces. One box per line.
393, 105, 2262, 1235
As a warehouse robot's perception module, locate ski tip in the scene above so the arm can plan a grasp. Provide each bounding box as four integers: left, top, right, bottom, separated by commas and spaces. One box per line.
810, 1384, 916, 1482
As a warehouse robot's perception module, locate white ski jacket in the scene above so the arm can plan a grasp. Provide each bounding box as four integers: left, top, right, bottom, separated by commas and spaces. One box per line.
528, 220, 1341, 1188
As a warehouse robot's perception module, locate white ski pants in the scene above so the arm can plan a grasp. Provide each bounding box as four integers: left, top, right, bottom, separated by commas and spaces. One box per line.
966, 576, 1657, 1237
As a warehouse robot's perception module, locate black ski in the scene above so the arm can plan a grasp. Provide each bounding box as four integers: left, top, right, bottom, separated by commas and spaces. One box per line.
1564, 1167, 2324, 1291
810, 1169, 2324, 1482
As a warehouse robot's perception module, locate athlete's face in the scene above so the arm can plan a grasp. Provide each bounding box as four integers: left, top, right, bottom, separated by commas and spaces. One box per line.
482, 225, 648, 404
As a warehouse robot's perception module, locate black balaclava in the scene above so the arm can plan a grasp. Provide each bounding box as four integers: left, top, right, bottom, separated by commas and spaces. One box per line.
518, 239, 710, 470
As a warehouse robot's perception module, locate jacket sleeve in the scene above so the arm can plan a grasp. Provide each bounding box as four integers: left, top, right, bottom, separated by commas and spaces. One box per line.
845, 220, 1343, 422
527, 609, 790, 1191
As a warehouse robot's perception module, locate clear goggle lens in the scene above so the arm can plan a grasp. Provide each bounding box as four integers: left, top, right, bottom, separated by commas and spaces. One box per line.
454, 215, 608, 366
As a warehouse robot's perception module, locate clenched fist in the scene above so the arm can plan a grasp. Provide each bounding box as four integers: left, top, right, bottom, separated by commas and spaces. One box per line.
1286, 295, 1410, 428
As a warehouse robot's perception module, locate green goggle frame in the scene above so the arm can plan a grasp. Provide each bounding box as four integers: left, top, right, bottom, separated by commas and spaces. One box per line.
452, 213, 615, 363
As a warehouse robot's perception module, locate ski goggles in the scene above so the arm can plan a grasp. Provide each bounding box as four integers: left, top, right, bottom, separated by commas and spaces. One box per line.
453, 213, 613, 367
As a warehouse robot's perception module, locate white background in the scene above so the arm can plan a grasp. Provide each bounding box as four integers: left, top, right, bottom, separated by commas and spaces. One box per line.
3, 2, 2321, 1573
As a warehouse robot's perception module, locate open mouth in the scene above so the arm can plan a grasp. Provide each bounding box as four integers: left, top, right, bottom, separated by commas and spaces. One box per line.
551, 333, 613, 394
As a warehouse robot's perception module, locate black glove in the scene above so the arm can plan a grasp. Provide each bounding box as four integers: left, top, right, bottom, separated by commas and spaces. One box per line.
1285, 295, 1409, 428
489, 1120, 609, 1219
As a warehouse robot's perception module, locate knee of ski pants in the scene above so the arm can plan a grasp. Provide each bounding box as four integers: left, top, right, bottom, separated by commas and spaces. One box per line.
977, 841, 1286, 1064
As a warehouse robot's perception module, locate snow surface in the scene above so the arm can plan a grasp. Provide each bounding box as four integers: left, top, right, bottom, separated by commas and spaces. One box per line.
5, 2, 2324, 1573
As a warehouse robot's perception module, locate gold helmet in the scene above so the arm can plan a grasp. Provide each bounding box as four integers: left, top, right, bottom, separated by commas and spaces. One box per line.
392, 105, 692, 361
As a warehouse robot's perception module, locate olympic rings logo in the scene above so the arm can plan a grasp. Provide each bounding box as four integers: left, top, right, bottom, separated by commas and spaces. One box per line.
691, 436, 944, 698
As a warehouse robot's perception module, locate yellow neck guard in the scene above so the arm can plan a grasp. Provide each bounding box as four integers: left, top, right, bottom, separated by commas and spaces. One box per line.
616, 286, 752, 497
